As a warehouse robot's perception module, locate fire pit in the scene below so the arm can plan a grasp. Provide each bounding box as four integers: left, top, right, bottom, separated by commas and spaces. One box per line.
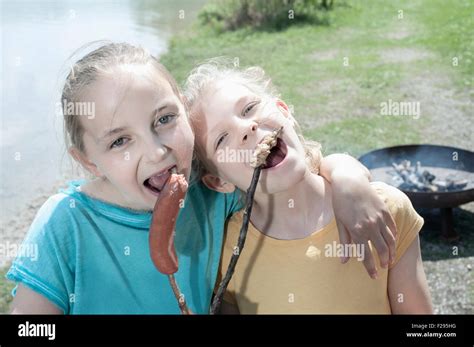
359, 144, 474, 240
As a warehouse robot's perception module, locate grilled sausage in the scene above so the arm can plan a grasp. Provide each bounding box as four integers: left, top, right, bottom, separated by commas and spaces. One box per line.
149, 173, 188, 274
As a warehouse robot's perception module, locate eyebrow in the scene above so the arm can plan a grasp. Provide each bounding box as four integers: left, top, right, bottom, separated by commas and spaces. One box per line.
204, 95, 252, 153
235, 95, 249, 115
152, 103, 177, 120
98, 127, 128, 143
98, 103, 177, 142
208, 124, 226, 154
207, 96, 248, 136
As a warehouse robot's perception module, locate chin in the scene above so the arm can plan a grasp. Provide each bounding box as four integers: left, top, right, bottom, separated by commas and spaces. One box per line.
257, 156, 307, 194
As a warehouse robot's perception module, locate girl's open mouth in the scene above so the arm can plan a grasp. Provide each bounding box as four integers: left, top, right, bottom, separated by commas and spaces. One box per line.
262, 138, 287, 169
143, 165, 176, 196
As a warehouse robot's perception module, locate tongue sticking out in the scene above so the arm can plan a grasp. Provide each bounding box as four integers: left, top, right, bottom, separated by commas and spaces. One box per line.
147, 170, 172, 191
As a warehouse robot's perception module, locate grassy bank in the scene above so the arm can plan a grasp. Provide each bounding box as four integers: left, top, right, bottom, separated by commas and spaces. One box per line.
161, 0, 472, 156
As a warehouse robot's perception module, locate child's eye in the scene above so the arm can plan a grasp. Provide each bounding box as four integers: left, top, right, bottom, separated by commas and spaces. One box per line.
110, 137, 129, 149
242, 101, 260, 117
216, 133, 228, 149
155, 114, 176, 127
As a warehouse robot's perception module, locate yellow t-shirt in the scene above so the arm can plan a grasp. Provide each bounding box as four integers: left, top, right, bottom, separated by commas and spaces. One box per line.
217, 182, 424, 314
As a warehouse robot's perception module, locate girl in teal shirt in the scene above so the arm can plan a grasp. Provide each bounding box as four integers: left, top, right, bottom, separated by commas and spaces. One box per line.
6, 42, 397, 314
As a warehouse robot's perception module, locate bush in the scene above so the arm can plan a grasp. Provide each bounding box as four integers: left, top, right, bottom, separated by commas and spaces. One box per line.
198, 0, 333, 32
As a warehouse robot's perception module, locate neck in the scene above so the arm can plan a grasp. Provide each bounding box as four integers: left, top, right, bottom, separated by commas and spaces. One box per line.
82, 178, 137, 210
250, 170, 333, 240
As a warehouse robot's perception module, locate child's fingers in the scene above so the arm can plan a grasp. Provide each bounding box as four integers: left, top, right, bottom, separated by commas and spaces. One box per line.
360, 241, 378, 279
383, 209, 398, 240
336, 219, 351, 264
349, 228, 378, 279
379, 220, 397, 265
370, 230, 390, 269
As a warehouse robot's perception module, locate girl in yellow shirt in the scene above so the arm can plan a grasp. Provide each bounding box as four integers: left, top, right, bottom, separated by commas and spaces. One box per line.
183, 59, 433, 314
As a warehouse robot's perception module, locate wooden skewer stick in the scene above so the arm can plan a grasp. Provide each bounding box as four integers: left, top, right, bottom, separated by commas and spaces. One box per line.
168, 167, 191, 314
210, 126, 283, 314
168, 274, 191, 314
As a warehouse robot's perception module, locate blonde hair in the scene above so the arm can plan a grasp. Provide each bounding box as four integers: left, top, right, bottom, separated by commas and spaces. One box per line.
61, 41, 182, 154
183, 57, 322, 176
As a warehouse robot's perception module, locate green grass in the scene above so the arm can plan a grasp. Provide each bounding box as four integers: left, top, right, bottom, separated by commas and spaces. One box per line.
412, 0, 473, 87
305, 115, 421, 157
161, 0, 472, 155
0, 266, 14, 313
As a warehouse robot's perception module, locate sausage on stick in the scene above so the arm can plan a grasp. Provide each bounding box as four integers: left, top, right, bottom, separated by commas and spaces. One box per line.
149, 168, 191, 314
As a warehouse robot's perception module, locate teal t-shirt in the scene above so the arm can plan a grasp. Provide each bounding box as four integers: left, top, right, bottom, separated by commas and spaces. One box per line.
6, 180, 243, 314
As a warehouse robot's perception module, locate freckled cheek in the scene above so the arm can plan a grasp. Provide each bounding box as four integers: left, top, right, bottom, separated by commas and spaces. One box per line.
100, 155, 139, 183
172, 122, 195, 171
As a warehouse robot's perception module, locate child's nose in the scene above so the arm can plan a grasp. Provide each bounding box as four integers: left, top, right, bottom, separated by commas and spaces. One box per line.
145, 142, 169, 164
241, 122, 258, 145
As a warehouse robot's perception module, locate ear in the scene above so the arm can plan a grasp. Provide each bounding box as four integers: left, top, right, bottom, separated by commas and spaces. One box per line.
276, 99, 294, 122
276, 99, 290, 113
201, 173, 236, 193
276, 99, 297, 126
68, 147, 103, 178
178, 93, 187, 109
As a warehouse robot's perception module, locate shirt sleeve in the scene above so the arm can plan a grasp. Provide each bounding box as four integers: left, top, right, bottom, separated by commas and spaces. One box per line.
5, 194, 76, 313
371, 183, 424, 269
224, 190, 244, 217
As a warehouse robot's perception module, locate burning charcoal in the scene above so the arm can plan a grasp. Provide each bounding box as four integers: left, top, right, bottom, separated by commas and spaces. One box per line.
447, 179, 468, 190
415, 161, 421, 174
388, 160, 469, 192
422, 170, 436, 183
380, 158, 472, 194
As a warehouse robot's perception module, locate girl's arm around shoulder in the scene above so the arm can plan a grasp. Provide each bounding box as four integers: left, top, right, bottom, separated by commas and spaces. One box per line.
319, 154, 398, 278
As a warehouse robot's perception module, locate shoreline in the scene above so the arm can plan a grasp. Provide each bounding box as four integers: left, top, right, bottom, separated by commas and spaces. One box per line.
0, 180, 70, 268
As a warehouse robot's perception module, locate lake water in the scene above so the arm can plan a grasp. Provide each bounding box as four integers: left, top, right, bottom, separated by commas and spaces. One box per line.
0, 0, 205, 223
